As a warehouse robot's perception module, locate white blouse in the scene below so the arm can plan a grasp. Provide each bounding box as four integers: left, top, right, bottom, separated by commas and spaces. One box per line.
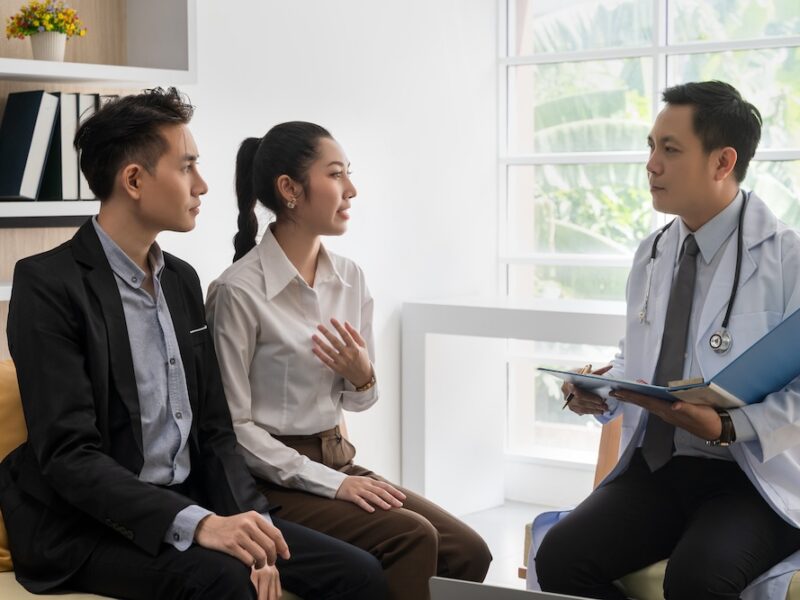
206, 227, 378, 498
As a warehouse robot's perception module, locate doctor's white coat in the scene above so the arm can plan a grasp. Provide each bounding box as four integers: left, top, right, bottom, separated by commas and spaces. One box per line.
527, 193, 800, 600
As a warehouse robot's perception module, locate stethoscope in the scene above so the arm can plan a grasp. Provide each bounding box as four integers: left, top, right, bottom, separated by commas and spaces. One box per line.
638, 191, 750, 355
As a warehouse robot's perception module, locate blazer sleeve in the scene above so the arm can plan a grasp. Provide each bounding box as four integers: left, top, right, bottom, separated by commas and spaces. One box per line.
8, 259, 192, 556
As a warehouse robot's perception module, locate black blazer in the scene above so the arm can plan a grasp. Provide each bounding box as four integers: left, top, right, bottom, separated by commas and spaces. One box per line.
0, 221, 269, 592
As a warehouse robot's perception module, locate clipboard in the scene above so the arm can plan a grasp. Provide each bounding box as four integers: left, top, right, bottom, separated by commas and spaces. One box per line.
537, 368, 743, 408
538, 303, 800, 409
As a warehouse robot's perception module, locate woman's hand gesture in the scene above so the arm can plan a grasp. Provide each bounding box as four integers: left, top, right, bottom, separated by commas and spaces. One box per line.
312, 318, 373, 388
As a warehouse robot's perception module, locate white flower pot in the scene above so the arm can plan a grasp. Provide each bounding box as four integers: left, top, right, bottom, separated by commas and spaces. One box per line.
29, 32, 67, 62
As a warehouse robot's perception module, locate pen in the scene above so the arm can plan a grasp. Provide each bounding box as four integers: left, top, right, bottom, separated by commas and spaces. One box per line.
562, 364, 592, 410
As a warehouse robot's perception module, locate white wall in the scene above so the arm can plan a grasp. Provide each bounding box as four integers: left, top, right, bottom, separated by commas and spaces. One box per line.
157, 0, 499, 484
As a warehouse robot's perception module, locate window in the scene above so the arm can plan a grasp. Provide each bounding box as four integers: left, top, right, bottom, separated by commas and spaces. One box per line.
501, 0, 800, 460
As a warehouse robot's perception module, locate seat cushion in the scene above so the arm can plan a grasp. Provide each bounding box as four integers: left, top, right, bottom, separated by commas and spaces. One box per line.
617, 562, 800, 600
0, 517, 10, 573
0, 360, 25, 461
0, 572, 302, 599
0, 360, 25, 572
0, 572, 109, 599
616, 560, 666, 600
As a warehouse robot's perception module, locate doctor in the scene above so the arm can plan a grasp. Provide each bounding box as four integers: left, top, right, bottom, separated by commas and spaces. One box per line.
533, 80, 800, 600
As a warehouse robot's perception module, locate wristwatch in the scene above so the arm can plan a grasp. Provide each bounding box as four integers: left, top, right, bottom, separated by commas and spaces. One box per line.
705, 408, 736, 447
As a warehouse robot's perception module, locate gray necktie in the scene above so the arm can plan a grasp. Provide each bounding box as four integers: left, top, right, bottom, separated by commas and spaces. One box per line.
641, 234, 700, 471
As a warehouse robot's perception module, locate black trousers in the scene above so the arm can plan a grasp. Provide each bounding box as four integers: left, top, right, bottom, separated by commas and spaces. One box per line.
65, 516, 388, 600
536, 450, 800, 600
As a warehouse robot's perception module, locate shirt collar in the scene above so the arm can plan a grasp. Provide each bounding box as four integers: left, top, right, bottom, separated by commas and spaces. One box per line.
92, 216, 165, 290
677, 189, 743, 265
257, 226, 349, 301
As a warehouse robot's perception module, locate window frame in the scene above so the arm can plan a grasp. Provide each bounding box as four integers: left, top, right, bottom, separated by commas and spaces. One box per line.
499, 0, 800, 284
498, 0, 800, 462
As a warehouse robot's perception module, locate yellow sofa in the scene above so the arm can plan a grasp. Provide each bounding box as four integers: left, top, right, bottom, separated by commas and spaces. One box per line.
0, 359, 300, 600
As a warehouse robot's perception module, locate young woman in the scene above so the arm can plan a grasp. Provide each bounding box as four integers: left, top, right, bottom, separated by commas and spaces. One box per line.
206, 122, 491, 600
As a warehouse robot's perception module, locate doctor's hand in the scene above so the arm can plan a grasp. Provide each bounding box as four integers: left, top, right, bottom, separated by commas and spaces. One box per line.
251, 563, 282, 600
336, 475, 406, 513
609, 389, 723, 440
312, 319, 373, 388
562, 365, 613, 416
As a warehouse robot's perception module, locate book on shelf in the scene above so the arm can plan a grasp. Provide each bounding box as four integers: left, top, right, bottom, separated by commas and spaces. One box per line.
99, 94, 119, 108
539, 304, 800, 409
77, 93, 99, 200
40, 92, 80, 201
0, 91, 59, 200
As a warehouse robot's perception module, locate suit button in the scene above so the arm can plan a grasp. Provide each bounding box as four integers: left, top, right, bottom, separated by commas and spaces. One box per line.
175, 411, 182, 419
169, 357, 176, 365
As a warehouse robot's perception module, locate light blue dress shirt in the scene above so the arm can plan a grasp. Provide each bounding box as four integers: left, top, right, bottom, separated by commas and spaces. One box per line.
669, 190, 758, 459
92, 218, 210, 550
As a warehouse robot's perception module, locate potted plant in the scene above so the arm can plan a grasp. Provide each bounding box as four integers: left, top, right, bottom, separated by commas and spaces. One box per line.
5, 0, 86, 62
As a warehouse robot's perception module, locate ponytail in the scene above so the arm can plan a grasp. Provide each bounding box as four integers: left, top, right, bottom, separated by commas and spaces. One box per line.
232, 122, 333, 262
233, 137, 260, 262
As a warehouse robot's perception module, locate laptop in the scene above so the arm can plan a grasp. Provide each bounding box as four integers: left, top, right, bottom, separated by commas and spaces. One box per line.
429, 577, 595, 600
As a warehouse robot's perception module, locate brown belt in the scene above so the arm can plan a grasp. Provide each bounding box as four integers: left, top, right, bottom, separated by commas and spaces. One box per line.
273, 425, 355, 471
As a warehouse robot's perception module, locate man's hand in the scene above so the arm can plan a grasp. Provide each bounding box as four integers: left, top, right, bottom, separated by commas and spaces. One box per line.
251, 563, 282, 600
610, 389, 723, 440
562, 365, 613, 416
335, 476, 406, 513
195, 512, 290, 569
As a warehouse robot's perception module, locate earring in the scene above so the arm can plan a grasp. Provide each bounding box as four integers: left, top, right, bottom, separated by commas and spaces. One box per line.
287, 197, 296, 209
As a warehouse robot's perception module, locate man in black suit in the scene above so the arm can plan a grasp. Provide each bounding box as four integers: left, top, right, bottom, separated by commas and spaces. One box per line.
0, 88, 387, 600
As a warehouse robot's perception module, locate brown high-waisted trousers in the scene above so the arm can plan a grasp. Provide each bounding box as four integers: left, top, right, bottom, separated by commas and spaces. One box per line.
259, 427, 492, 600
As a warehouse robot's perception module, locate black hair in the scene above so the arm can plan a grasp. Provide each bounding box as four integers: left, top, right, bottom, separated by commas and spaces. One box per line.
233, 121, 332, 262
662, 80, 762, 182
73, 87, 194, 201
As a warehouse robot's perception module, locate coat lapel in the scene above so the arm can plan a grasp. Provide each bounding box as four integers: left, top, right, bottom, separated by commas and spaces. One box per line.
72, 222, 143, 454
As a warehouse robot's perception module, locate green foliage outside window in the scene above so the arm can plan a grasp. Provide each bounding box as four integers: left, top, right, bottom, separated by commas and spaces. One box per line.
511, 0, 800, 301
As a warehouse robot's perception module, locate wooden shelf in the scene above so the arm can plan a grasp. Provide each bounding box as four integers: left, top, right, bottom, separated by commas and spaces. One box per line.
0, 201, 99, 227
0, 1, 196, 85
0, 201, 99, 217
0, 57, 195, 85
